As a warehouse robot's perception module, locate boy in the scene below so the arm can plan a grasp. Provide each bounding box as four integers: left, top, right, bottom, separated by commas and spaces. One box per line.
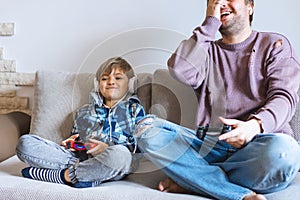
16, 57, 146, 188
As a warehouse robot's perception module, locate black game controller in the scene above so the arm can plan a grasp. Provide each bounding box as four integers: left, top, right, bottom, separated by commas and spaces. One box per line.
220, 124, 234, 134
196, 124, 233, 140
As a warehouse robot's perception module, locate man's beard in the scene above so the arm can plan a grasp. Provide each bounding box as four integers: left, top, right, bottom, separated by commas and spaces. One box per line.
219, 16, 245, 36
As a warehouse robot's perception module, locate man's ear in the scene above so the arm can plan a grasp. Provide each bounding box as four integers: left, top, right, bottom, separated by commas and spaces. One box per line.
248, 6, 253, 15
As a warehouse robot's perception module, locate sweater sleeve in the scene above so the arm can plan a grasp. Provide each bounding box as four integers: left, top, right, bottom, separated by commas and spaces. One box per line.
250, 36, 300, 133
167, 16, 221, 89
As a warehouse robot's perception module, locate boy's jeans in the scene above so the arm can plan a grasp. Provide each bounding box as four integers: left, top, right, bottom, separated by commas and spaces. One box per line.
136, 117, 300, 200
16, 135, 133, 186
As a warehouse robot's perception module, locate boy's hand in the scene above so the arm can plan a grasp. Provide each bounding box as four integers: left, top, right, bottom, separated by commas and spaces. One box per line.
206, 0, 222, 20
61, 134, 79, 150
86, 138, 109, 156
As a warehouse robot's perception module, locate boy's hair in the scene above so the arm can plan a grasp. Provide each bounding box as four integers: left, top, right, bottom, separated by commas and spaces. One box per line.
95, 57, 135, 81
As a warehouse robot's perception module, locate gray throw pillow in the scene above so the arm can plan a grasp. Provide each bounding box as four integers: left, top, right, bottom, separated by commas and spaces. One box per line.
29, 71, 94, 144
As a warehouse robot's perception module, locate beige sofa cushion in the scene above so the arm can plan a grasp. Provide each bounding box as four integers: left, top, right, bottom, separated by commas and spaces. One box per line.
30, 71, 95, 144
151, 69, 198, 129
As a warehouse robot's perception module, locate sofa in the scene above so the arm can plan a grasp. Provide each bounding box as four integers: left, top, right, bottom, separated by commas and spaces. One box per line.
0, 69, 300, 200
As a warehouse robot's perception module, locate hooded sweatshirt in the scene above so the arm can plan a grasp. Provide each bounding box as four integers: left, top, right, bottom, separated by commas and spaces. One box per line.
71, 91, 146, 153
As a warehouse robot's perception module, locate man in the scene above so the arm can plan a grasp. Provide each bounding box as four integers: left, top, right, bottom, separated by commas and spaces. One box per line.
136, 0, 300, 199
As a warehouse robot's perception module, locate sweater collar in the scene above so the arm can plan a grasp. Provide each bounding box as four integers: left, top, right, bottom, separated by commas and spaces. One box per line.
216, 31, 257, 50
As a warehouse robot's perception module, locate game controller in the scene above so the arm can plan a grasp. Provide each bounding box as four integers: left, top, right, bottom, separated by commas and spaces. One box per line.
220, 124, 234, 134
66, 140, 88, 161
196, 124, 233, 140
66, 140, 97, 161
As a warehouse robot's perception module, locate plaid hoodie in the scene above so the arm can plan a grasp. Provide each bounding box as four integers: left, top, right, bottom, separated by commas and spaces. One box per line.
71, 92, 146, 153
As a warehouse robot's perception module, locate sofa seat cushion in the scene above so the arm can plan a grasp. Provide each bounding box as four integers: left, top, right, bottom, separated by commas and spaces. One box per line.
0, 156, 205, 200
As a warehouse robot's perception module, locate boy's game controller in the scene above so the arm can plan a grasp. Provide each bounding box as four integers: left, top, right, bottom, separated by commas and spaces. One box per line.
66, 140, 97, 161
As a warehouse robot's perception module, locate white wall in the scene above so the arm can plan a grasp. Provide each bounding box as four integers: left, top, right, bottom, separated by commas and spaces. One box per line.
0, 0, 299, 74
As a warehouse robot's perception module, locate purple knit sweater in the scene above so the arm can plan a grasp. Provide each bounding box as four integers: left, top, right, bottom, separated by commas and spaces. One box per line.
168, 16, 300, 137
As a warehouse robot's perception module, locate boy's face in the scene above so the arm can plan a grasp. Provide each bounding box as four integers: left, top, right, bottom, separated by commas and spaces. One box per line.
99, 66, 129, 107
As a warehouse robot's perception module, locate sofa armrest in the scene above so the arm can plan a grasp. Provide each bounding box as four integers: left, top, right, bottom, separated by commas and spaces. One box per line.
0, 112, 30, 162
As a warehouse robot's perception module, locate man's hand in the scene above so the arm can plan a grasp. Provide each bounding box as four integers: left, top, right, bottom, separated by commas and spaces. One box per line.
218, 117, 262, 148
206, 0, 222, 20
86, 138, 109, 156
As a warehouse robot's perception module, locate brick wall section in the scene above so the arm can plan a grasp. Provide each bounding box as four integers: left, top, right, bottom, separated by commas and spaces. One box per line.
0, 60, 16, 72
0, 96, 28, 109
0, 72, 35, 85
0, 85, 16, 97
0, 22, 35, 115
0, 23, 14, 36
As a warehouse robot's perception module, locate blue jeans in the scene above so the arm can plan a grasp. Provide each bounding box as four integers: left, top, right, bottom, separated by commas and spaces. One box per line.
16, 135, 133, 186
136, 116, 300, 200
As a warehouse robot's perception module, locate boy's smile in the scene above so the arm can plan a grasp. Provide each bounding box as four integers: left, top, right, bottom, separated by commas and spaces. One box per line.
99, 66, 129, 107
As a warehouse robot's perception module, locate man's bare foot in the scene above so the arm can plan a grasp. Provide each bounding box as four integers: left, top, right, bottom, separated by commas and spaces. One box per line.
158, 178, 187, 193
243, 192, 267, 200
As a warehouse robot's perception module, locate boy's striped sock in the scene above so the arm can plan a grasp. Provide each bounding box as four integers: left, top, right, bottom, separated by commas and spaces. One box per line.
21, 167, 67, 184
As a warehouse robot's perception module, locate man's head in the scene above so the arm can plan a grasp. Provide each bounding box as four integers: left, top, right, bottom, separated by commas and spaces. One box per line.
95, 57, 135, 107
207, 0, 254, 25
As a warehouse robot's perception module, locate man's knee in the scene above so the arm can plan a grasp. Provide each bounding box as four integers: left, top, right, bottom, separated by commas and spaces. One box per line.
255, 134, 300, 183
135, 116, 155, 138
260, 134, 300, 163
